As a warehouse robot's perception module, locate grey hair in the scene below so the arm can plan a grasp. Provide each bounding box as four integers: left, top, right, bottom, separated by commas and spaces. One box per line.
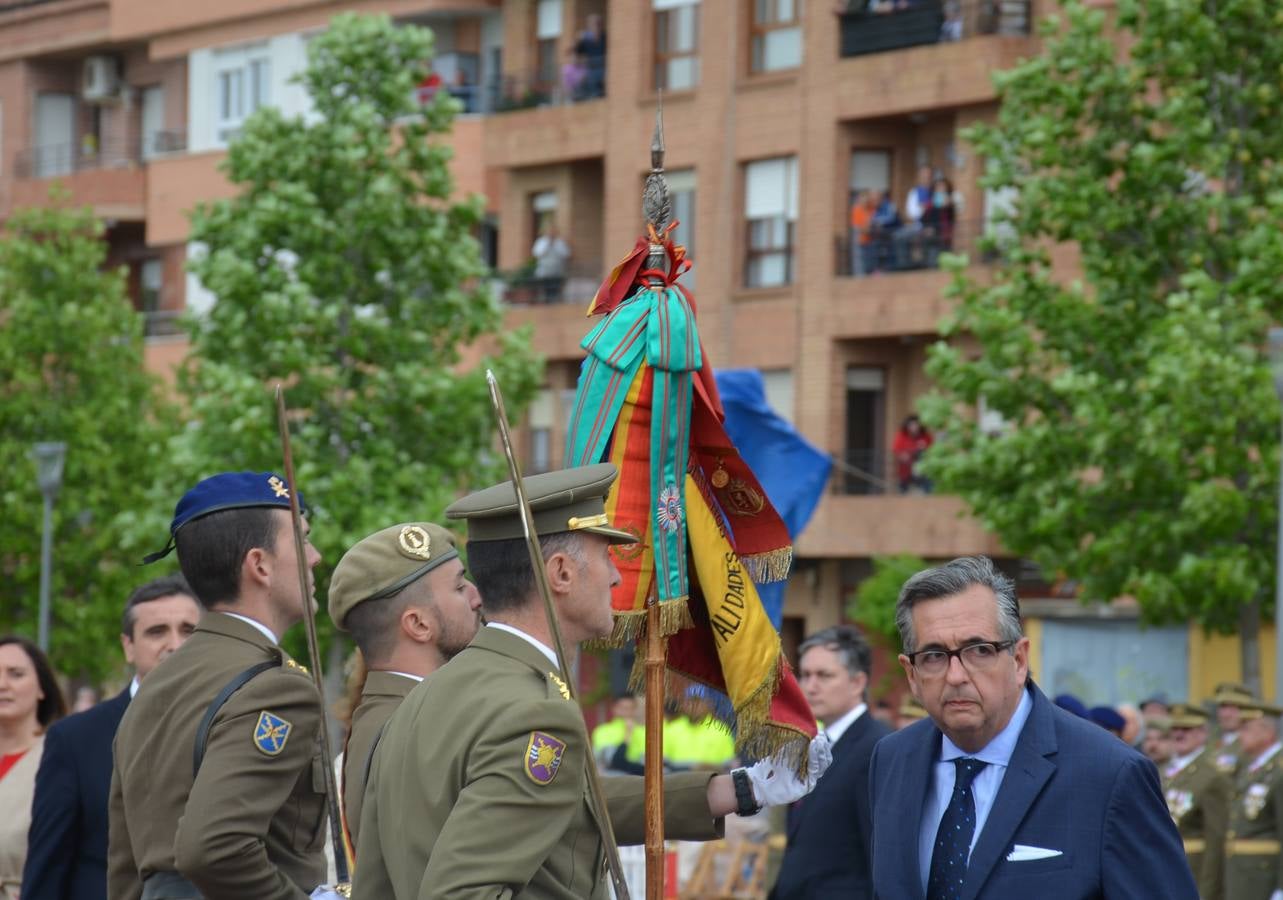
895, 556, 1021, 653
798, 624, 871, 679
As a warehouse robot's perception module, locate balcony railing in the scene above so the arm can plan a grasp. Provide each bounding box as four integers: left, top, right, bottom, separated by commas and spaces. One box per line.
838, 0, 1031, 59
833, 449, 892, 496
486, 68, 608, 114
143, 309, 185, 338
495, 261, 603, 306
835, 216, 1009, 277
14, 130, 188, 179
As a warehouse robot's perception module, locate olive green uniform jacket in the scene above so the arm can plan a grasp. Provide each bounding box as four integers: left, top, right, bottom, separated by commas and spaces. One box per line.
342, 670, 417, 849
352, 626, 724, 899
108, 612, 328, 900
1226, 744, 1283, 900
1163, 747, 1230, 900
1216, 734, 1243, 778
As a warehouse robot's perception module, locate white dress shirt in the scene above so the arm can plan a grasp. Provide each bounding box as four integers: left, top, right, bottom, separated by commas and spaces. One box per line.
486, 622, 559, 668
823, 702, 867, 745
224, 612, 279, 645
129, 675, 140, 698
384, 671, 425, 684
919, 686, 1034, 892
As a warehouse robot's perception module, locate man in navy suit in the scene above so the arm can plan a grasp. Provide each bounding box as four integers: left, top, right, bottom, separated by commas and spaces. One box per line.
772, 624, 889, 899
869, 556, 1197, 900
23, 575, 200, 900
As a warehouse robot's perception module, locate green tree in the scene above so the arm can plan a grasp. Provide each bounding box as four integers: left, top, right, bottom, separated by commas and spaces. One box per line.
177, 13, 541, 646
846, 554, 927, 651
921, 0, 1283, 688
0, 198, 177, 680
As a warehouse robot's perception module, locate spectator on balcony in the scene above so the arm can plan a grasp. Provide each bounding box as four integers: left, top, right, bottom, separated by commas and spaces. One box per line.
575, 14, 607, 99
921, 176, 960, 266
531, 222, 571, 303
848, 189, 881, 276
562, 48, 588, 102
415, 70, 443, 105
871, 190, 902, 267
892, 414, 933, 494
895, 166, 936, 269
940, 0, 964, 40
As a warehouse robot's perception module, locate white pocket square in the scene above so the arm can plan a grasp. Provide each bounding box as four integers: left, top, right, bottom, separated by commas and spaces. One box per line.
1006, 844, 1063, 862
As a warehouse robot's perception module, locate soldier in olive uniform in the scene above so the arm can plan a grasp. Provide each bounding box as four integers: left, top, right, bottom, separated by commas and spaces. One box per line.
352, 463, 831, 900
1214, 683, 1256, 776
1225, 701, 1283, 900
107, 472, 331, 900
327, 521, 482, 848
1162, 703, 1230, 900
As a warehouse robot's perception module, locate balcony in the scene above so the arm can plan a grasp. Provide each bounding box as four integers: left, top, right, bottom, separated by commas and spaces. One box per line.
10, 133, 185, 217
481, 73, 608, 168
797, 491, 1003, 558
838, 0, 1031, 59
495, 260, 601, 307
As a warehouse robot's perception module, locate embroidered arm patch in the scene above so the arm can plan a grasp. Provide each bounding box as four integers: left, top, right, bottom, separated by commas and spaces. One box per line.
254, 711, 292, 756
524, 731, 567, 785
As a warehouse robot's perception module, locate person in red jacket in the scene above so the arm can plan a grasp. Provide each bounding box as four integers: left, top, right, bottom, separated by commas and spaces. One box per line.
892, 414, 933, 493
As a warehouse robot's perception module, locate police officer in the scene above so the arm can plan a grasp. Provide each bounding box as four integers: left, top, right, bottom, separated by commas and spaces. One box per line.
1214, 683, 1256, 776
107, 472, 330, 900
352, 463, 831, 899
327, 522, 481, 847
1163, 703, 1230, 900
1225, 700, 1283, 900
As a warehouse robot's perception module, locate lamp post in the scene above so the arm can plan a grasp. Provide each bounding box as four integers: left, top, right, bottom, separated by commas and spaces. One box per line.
31, 442, 67, 653
1270, 328, 1283, 703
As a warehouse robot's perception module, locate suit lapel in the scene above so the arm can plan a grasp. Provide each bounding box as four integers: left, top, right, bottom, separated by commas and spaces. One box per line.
898, 720, 940, 895
961, 685, 1058, 900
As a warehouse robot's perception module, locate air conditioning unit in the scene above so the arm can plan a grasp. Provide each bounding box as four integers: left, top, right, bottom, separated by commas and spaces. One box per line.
82, 55, 121, 103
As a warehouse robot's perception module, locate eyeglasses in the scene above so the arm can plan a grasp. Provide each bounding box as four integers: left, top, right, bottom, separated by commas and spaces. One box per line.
905, 640, 1017, 677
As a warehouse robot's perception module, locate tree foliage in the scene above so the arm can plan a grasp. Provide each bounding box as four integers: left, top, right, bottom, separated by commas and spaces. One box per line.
847, 555, 927, 650
922, 0, 1283, 658
0, 198, 176, 679
177, 13, 541, 642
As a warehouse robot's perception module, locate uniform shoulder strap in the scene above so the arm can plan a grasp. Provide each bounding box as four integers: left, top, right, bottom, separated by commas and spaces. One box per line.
193, 658, 281, 778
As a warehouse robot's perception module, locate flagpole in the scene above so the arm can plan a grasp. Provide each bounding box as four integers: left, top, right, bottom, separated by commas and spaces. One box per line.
641, 100, 671, 900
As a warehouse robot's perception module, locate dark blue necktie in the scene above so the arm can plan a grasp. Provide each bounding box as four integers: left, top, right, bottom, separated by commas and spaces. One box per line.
927, 757, 987, 900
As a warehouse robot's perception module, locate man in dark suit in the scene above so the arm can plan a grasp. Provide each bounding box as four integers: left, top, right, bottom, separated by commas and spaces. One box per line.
22, 575, 200, 900
869, 556, 1197, 900
772, 624, 888, 899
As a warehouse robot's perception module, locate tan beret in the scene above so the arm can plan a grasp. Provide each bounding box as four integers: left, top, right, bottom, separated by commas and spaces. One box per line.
328, 522, 459, 631
1167, 703, 1209, 729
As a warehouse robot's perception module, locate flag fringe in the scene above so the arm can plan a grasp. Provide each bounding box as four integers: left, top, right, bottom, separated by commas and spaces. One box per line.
740, 547, 794, 584
586, 599, 693, 650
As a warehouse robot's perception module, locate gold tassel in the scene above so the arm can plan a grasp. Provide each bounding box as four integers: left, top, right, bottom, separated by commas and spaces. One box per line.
740, 547, 794, 584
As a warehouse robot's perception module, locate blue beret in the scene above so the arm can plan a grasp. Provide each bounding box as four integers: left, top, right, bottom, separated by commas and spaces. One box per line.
1089, 705, 1126, 733
1053, 694, 1089, 719
142, 471, 305, 564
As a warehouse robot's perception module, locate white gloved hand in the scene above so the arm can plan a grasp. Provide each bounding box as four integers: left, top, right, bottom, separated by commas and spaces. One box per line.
740, 733, 833, 808
311, 887, 348, 900
1268, 890, 1283, 900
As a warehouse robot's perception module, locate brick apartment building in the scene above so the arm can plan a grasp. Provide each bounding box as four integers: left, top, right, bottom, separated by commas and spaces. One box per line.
5, 0, 1258, 703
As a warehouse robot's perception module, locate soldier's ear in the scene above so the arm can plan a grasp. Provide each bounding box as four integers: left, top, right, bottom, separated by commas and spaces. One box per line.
544, 551, 576, 595
401, 606, 434, 644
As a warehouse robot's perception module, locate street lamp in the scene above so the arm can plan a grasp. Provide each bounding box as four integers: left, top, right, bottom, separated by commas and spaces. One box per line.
1270, 328, 1283, 703
31, 441, 67, 653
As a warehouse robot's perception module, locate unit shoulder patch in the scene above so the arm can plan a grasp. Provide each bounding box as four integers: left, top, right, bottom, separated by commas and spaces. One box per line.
254, 710, 293, 756
524, 731, 567, 785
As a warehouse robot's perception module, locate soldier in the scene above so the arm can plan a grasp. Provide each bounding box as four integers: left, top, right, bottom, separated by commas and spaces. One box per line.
1163, 703, 1230, 900
107, 472, 332, 900
1145, 715, 1173, 768
326, 521, 482, 848
1225, 700, 1283, 900
1214, 682, 1256, 776
352, 463, 831, 899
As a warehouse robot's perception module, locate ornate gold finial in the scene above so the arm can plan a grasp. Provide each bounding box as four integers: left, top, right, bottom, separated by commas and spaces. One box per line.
642, 94, 671, 276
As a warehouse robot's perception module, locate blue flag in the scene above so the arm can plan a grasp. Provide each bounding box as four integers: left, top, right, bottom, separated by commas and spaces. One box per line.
713, 369, 832, 628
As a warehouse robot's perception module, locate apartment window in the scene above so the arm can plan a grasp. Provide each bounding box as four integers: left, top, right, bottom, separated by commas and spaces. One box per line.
654, 0, 700, 91
216, 48, 270, 143
751, 0, 802, 73
528, 389, 555, 474
536, 0, 562, 90
844, 366, 886, 495
530, 190, 559, 242
744, 156, 797, 288
139, 258, 163, 313
666, 168, 696, 260
761, 368, 794, 424
141, 86, 166, 159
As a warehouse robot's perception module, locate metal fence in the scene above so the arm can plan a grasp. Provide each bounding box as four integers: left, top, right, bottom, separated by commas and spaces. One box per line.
494, 261, 603, 306
835, 216, 1002, 277
14, 130, 187, 179
838, 0, 1031, 59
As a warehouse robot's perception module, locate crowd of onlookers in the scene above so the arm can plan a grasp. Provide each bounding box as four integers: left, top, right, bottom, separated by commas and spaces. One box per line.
848, 165, 965, 277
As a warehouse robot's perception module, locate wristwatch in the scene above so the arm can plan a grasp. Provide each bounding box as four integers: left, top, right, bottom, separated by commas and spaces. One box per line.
731, 768, 762, 817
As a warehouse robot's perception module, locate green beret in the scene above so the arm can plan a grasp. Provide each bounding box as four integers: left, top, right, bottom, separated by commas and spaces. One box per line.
1168, 703, 1209, 729
445, 463, 637, 545
328, 522, 459, 631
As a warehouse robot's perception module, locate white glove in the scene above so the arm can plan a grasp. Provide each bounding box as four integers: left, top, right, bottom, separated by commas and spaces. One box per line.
311, 887, 349, 900
1269, 891, 1283, 900
740, 733, 833, 807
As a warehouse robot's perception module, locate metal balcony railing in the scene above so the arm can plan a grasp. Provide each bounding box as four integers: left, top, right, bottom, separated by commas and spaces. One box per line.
838, 0, 1031, 59
835, 216, 1012, 277
142, 310, 185, 338
486, 67, 608, 114
495, 261, 602, 306
14, 130, 187, 179
832, 449, 893, 496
